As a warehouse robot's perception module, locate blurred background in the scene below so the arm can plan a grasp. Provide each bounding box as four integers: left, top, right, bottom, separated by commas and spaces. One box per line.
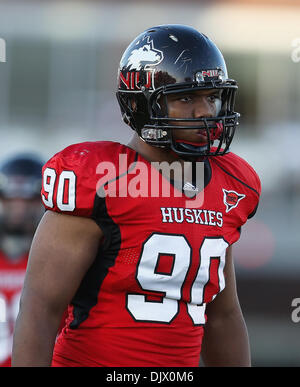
0, 0, 299, 366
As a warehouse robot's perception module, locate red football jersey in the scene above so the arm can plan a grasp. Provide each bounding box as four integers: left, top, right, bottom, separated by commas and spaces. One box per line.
0, 252, 28, 367
41, 141, 261, 367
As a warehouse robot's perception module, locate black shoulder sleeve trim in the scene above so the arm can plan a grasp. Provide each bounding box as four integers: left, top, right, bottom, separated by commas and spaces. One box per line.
212, 158, 260, 197
69, 193, 121, 330
247, 203, 259, 219
67, 155, 140, 330
105, 151, 138, 186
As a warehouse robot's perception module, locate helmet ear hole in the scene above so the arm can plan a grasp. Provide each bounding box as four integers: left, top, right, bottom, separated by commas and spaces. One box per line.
116, 92, 150, 134
129, 99, 137, 112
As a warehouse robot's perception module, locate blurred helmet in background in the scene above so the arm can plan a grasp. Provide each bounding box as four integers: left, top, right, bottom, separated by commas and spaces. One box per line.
0, 154, 44, 260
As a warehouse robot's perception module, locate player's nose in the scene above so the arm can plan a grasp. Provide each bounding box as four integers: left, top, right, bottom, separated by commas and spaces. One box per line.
193, 98, 214, 119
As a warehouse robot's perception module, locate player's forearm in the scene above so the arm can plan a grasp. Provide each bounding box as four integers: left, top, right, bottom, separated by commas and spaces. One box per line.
201, 311, 251, 367
12, 303, 61, 367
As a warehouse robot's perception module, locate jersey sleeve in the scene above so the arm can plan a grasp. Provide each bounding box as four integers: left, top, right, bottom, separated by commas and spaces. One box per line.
212, 151, 261, 223
246, 168, 261, 219
41, 143, 99, 218
241, 158, 261, 219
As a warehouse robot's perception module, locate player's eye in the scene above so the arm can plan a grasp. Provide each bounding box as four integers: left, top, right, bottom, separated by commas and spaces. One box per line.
178, 95, 193, 103
208, 95, 220, 103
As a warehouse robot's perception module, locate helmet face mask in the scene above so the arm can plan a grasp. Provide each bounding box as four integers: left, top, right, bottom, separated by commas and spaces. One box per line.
116, 24, 240, 158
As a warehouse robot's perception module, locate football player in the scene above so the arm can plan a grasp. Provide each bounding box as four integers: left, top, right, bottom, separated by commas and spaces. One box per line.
0, 154, 43, 367
12, 25, 261, 367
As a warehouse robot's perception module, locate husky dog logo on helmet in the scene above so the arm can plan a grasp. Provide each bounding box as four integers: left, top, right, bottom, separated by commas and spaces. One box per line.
222, 189, 245, 213
127, 37, 164, 71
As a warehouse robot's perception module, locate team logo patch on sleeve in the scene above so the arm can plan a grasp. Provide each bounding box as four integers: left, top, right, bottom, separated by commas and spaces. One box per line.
222, 189, 246, 213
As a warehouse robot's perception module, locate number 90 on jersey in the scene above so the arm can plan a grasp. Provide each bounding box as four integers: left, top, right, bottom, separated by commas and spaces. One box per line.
126, 233, 228, 325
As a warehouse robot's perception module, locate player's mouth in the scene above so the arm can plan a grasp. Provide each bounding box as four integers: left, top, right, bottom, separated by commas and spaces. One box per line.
175, 138, 207, 148
195, 129, 209, 143
189, 123, 223, 143
172, 122, 223, 146
176, 128, 209, 145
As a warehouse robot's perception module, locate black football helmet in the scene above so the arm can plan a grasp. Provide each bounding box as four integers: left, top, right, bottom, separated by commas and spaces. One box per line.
0, 154, 44, 259
116, 24, 239, 158
0, 154, 43, 199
